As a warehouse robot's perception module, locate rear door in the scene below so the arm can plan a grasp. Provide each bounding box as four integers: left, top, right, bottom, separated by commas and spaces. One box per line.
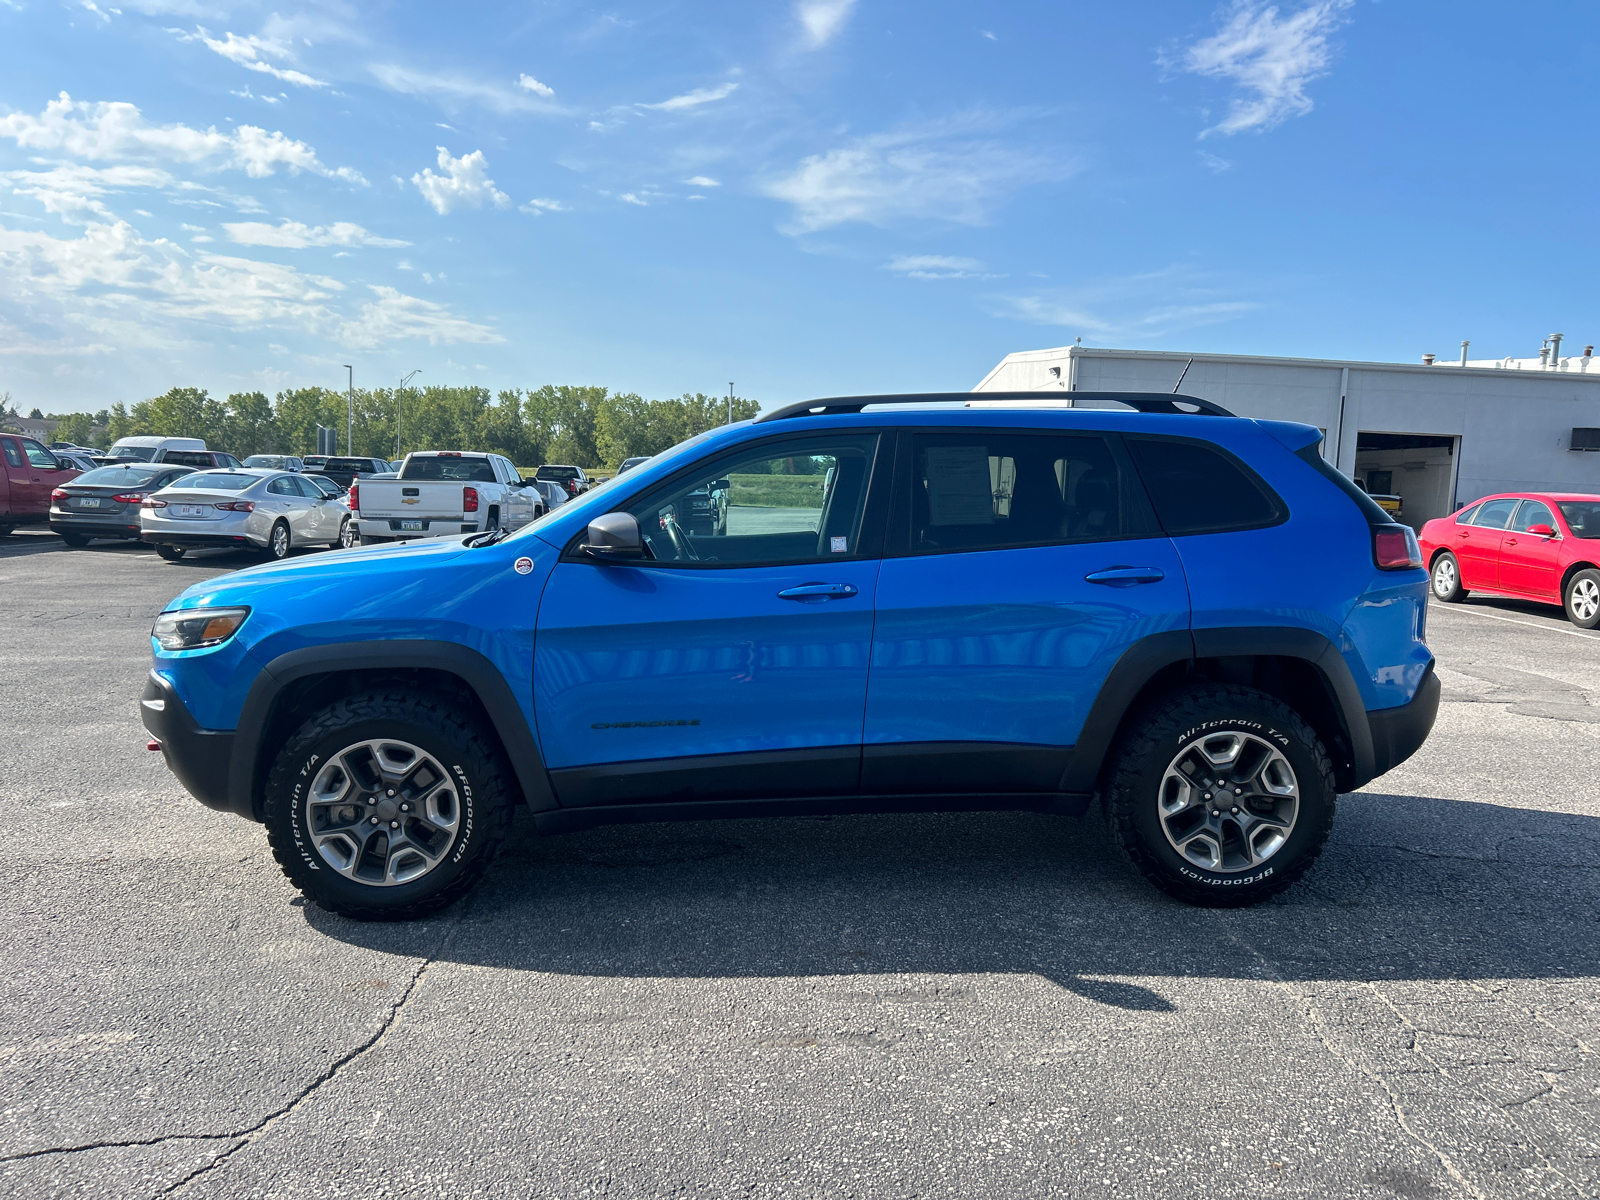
862, 428, 1189, 794
1499, 499, 1563, 598
535, 430, 888, 806
1456, 497, 1518, 588
263, 475, 312, 537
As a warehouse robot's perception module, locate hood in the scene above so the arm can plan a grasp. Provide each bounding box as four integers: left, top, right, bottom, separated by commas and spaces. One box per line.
166, 535, 471, 612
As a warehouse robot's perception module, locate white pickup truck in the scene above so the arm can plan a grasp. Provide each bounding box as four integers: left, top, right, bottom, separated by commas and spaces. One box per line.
351, 451, 545, 543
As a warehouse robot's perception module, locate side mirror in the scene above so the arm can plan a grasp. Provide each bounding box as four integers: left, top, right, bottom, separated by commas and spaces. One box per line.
1527, 523, 1556, 538
580, 512, 645, 561
711, 478, 731, 491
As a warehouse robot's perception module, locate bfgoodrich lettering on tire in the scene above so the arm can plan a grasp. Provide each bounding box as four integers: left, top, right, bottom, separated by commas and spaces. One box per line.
264, 692, 514, 920
1105, 683, 1336, 908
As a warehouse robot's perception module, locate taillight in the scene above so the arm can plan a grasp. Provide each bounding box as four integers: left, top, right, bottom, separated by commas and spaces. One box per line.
463, 486, 479, 513
111, 492, 147, 504
1373, 525, 1422, 571
215, 500, 256, 513
51, 488, 68, 502
143, 498, 167, 509
348, 482, 359, 512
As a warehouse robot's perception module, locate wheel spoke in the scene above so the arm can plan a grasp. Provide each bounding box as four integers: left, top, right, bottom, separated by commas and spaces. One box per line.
1157, 729, 1300, 875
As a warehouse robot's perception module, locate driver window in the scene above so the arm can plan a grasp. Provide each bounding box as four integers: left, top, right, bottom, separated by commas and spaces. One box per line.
1511, 500, 1555, 533
626, 434, 879, 566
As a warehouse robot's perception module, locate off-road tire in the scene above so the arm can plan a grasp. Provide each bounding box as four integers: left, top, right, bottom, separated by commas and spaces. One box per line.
1431, 551, 1468, 603
58, 532, 89, 548
155, 543, 185, 561
1104, 683, 1336, 908
262, 520, 291, 561
264, 692, 515, 921
1564, 568, 1600, 630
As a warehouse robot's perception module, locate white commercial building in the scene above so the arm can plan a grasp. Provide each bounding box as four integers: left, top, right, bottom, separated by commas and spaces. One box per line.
974, 345, 1600, 531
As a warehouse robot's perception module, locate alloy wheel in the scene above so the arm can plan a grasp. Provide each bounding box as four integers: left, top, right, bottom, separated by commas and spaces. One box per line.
1157, 731, 1300, 873
1433, 557, 1457, 597
1572, 577, 1600, 623
270, 524, 289, 558
306, 738, 461, 886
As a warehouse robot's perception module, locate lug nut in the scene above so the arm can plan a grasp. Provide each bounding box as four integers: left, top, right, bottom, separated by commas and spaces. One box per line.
387, 789, 396, 797
1234, 787, 1243, 795
1231, 807, 1240, 815
1203, 793, 1212, 801
367, 797, 376, 806
390, 820, 399, 829
400, 803, 409, 812
370, 816, 379, 825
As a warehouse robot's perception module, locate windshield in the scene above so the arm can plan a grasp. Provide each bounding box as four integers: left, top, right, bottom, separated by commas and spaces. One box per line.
1558, 501, 1600, 538
166, 471, 257, 492
536, 466, 579, 480
244, 455, 287, 468
74, 465, 166, 488
111, 445, 156, 462
403, 456, 498, 482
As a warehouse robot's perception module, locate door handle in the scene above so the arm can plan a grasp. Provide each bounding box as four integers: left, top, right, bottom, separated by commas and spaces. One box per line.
777, 582, 859, 599
1458, 531, 1470, 538
1085, 566, 1166, 586
1505, 537, 1518, 546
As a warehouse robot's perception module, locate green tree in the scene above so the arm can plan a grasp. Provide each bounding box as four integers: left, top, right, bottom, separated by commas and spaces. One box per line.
526, 385, 607, 467
49, 412, 98, 446
219, 391, 278, 457
144, 387, 223, 442
274, 386, 346, 456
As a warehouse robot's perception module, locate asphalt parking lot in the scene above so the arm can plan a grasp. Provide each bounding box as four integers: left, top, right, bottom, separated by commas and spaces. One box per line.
3, 530, 1598, 1199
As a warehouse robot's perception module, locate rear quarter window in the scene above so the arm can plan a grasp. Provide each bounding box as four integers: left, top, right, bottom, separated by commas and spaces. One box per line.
1126, 435, 1287, 535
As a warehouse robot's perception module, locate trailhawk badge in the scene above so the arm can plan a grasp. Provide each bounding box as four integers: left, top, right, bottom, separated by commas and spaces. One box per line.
514, 557, 534, 575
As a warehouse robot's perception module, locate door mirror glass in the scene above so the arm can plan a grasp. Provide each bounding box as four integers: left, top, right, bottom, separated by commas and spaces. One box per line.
581, 512, 645, 561
1526, 523, 1556, 538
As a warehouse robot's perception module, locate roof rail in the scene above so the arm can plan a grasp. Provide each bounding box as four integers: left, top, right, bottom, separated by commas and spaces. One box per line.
754, 390, 1236, 423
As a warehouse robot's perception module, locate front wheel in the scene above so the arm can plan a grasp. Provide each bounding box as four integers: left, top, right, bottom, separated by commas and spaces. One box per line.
1565, 568, 1600, 629
263, 692, 515, 920
1104, 684, 1336, 907
1431, 552, 1468, 602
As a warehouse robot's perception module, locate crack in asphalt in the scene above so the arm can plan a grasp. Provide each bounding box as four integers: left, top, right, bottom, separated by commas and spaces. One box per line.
0, 911, 462, 1195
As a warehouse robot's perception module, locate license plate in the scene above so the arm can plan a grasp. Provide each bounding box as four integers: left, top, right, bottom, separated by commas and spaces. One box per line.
178, 505, 207, 517
78, 497, 100, 508
400, 520, 423, 531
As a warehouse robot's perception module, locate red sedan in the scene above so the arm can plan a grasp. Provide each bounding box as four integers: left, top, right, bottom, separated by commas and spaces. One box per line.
1420, 492, 1600, 628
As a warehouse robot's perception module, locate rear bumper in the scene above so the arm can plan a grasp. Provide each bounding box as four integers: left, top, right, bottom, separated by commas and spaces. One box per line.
51, 518, 141, 538
354, 518, 477, 539
1365, 664, 1441, 781
140, 531, 261, 550
140, 673, 247, 818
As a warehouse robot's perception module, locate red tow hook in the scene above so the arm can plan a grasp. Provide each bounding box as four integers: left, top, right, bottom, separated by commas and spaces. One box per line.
146, 740, 162, 752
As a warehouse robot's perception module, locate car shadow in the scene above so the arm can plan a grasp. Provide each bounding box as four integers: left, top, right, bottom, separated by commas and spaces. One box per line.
305, 792, 1600, 1010
1461, 594, 1570, 623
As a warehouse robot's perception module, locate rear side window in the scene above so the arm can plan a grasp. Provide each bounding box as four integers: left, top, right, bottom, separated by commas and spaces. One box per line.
402, 456, 498, 483
1455, 503, 1481, 524
1473, 498, 1518, 529
906, 431, 1128, 554
1128, 436, 1286, 535
2, 439, 22, 468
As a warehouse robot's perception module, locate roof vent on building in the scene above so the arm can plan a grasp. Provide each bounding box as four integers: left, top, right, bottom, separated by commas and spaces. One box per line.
1572, 428, 1600, 452
1422, 353, 1436, 365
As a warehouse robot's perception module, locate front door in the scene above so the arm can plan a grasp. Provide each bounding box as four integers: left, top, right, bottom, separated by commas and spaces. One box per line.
863, 429, 1190, 793
534, 430, 889, 807
1499, 498, 1563, 599
1454, 497, 1518, 589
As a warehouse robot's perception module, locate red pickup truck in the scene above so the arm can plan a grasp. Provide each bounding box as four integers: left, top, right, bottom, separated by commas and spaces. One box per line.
1, 433, 82, 535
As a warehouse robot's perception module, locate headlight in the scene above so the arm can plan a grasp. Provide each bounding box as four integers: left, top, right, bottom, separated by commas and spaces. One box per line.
151, 606, 250, 651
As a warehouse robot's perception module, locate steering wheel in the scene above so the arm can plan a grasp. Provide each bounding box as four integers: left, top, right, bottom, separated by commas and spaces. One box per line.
662, 511, 699, 562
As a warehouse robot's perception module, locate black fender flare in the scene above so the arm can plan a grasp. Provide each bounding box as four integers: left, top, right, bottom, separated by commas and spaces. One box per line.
1059, 626, 1376, 792
231, 640, 555, 820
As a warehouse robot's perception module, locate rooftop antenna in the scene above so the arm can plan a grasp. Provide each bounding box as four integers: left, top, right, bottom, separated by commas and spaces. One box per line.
1172, 358, 1193, 393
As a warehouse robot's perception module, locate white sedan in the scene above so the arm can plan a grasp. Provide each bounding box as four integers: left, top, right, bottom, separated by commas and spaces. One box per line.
140, 468, 352, 562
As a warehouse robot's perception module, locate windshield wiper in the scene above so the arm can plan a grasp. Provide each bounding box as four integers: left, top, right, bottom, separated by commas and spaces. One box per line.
464, 527, 513, 548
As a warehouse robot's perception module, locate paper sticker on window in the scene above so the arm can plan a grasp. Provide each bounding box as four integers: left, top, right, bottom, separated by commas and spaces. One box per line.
830, 535, 847, 553
925, 445, 995, 525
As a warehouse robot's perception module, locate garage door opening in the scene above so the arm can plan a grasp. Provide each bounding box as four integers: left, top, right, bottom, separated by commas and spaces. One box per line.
1354, 433, 1459, 531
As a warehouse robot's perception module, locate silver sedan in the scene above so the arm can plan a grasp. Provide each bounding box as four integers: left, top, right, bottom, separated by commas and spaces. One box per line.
140, 469, 351, 562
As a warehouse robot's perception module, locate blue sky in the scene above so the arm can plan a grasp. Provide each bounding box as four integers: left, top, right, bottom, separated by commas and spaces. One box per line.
2, 0, 1597, 412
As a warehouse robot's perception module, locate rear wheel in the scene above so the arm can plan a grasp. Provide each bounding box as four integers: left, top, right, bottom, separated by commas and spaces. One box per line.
263, 692, 514, 920
58, 532, 89, 548
155, 544, 185, 561
1105, 684, 1336, 907
339, 517, 358, 549
262, 520, 290, 561
1431, 552, 1468, 602
1565, 568, 1600, 629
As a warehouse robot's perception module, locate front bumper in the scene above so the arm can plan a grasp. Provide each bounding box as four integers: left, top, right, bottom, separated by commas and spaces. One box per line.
1366, 663, 1441, 779
140, 673, 244, 817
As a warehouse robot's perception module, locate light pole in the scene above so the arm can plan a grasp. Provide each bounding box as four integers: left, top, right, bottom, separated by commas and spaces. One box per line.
343, 364, 354, 456
727, 382, 734, 425
397, 369, 421, 460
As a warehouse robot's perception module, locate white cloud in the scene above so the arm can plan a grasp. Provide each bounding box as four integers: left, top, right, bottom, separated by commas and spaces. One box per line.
797, 0, 855, 48
230, 85, 283, 104
618, 193, 648, 207
981, 30, 997, 41
1197, 150, 1232, 172
222, 220, 410, 248
0, 93, 363, 182
885, 254, 988, 279
762, 122, 1065, 234
341, 285, 502, 348
1176, 0, 1352, 137
684, 175, 720, 187
176, 26, 328, 88
4, 164, 176, 220
519, 197, 565, 215
640, 82, 738, 112
988, 270, 1258, 339
518, 74, 554, 97
411, 147, 509, 215
370, 64, 559, 113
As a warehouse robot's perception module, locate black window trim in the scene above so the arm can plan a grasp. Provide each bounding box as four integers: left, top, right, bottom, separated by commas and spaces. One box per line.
1126, 432, 1290, 538
1455, 502, 1482, 526
560, 427, 895, 569
883, 425, 1161, 560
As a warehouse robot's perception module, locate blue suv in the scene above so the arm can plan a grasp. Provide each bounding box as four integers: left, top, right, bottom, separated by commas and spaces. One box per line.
140, 393, 1439, 919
